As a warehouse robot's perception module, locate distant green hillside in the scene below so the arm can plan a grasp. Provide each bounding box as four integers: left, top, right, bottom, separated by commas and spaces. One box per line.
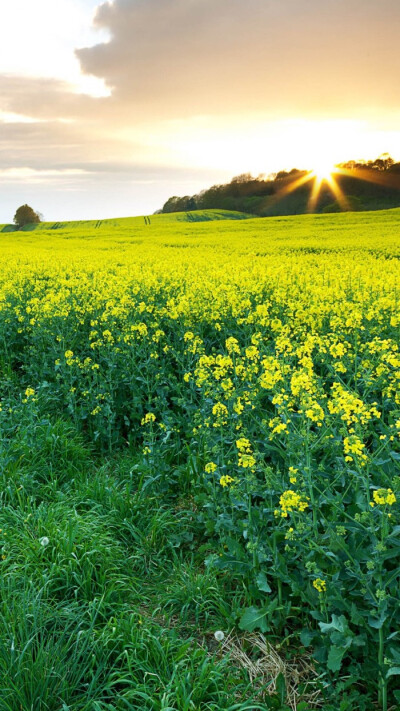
0, 209, 254, 233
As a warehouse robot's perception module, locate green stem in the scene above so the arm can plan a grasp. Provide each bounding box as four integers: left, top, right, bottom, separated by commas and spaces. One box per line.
305, 426, 317, 532
378, 626, 387, 711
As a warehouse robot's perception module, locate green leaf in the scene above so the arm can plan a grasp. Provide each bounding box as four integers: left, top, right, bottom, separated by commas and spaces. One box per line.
386, 666, 400, 678
327, 644, 346, 672
214, 554, 251, 574
368, 611, 387, 629
239, 606, 270, 633
300, 628, 315, 647
256, 571, 272, 593
275, 672, 286, 704
389, 645, 400, 662
350, 603, 364, 626
320, 614, 349, 635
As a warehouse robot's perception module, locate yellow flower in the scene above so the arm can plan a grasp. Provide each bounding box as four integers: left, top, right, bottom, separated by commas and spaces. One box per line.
219, 475, 235, 487
278, 490, 309, 516
225, 337, 240, 354
236, 438, 252, 453
141, 412, 156, 425
212, 402, 228, 427
313, 578, 326, 593
372, 488, 396, 506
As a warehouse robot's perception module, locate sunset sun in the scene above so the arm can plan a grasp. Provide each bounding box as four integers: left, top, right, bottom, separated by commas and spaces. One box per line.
312, 160, 336, 182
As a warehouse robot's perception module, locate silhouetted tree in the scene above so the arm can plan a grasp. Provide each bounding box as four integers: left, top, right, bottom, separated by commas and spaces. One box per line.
13, 204, 41, 229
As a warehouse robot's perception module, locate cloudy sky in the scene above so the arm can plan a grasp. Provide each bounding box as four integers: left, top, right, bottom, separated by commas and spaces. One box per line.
1, 0, 399, 221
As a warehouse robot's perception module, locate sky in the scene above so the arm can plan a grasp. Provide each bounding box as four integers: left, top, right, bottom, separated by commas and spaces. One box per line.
1, 0, 400, 222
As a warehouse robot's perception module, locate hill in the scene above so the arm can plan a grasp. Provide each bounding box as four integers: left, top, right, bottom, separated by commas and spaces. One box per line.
0, 208, 253, 233
160, 156, 400, 217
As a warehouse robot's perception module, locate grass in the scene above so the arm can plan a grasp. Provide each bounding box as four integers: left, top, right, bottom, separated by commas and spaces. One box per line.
0, 423, 266, 710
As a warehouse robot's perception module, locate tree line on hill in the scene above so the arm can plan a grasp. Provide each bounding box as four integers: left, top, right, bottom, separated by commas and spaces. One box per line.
160, 155, 400, 216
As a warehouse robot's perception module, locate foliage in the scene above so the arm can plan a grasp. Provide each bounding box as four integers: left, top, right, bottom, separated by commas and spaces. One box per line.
13, 204, 41, 229
161, 156, 400, 217
1, 208, 400, 707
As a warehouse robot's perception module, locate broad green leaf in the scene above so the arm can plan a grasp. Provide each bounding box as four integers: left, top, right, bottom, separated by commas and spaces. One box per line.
327, 644, 346, 672
256, 571, 272, 593
239, 606, 270, 633
320, 614, 349, 635
386, 666, 400, 678
368, 611, 387, 629
300, 628, 315, 646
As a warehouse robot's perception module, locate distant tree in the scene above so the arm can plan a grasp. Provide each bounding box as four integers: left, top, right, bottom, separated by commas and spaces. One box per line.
13, 204, 41, 229
230, 173, 253, 184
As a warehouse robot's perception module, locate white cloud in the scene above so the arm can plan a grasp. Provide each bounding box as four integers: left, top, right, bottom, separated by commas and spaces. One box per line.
0, 167, 91, 184
0, 111, 44, 124
0, 0, 109, 96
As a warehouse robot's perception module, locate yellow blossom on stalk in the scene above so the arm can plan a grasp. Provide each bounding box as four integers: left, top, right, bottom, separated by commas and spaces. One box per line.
238, 453, 256, 469
373, 488, 396, 506
225, 337, 240, 354
25, 387, 35, 398
233, 397, 244, 415
343, 435, 368, 465
219, 475, 235, 487
278, 490, 309, 517
212, 402, 228, 427
269, 418, 289, 436
313, 578, 327, 593
141, 412, 156, 425
260, 356, 283, 390
304, 400, 325, 424
245, 345, 259, 360
205, 462, 217, 473
236, 437, 256, 468
236, 437, 252, 453
330, 342, 346, 359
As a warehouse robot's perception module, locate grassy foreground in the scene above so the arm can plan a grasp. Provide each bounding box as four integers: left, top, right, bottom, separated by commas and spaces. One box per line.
1, 208, 400, 709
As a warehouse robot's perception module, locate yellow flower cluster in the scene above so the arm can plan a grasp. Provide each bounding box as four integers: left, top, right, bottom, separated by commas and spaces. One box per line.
372, 488, 396, 506
277, 490, 309, 518
236, 438, 256, 469
343, 435, 368, 465
141, 412, 156, 425
313, 578, 327, 593
1, 210, 400, 536
220, 475, 235, 487
212, 402, 228, 427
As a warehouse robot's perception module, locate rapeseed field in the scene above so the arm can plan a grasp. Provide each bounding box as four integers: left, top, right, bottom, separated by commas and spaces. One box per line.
1, 208, 400, 710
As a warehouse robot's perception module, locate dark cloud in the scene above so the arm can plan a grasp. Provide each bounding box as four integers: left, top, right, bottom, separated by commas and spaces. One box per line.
76, 0, 400, 118
0, 75, 96, 120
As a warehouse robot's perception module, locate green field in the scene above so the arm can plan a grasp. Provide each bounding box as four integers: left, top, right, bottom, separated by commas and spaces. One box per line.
1, 208, 400, 710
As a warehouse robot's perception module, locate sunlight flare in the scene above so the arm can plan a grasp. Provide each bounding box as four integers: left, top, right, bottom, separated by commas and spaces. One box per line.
312, 161, 336, 182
